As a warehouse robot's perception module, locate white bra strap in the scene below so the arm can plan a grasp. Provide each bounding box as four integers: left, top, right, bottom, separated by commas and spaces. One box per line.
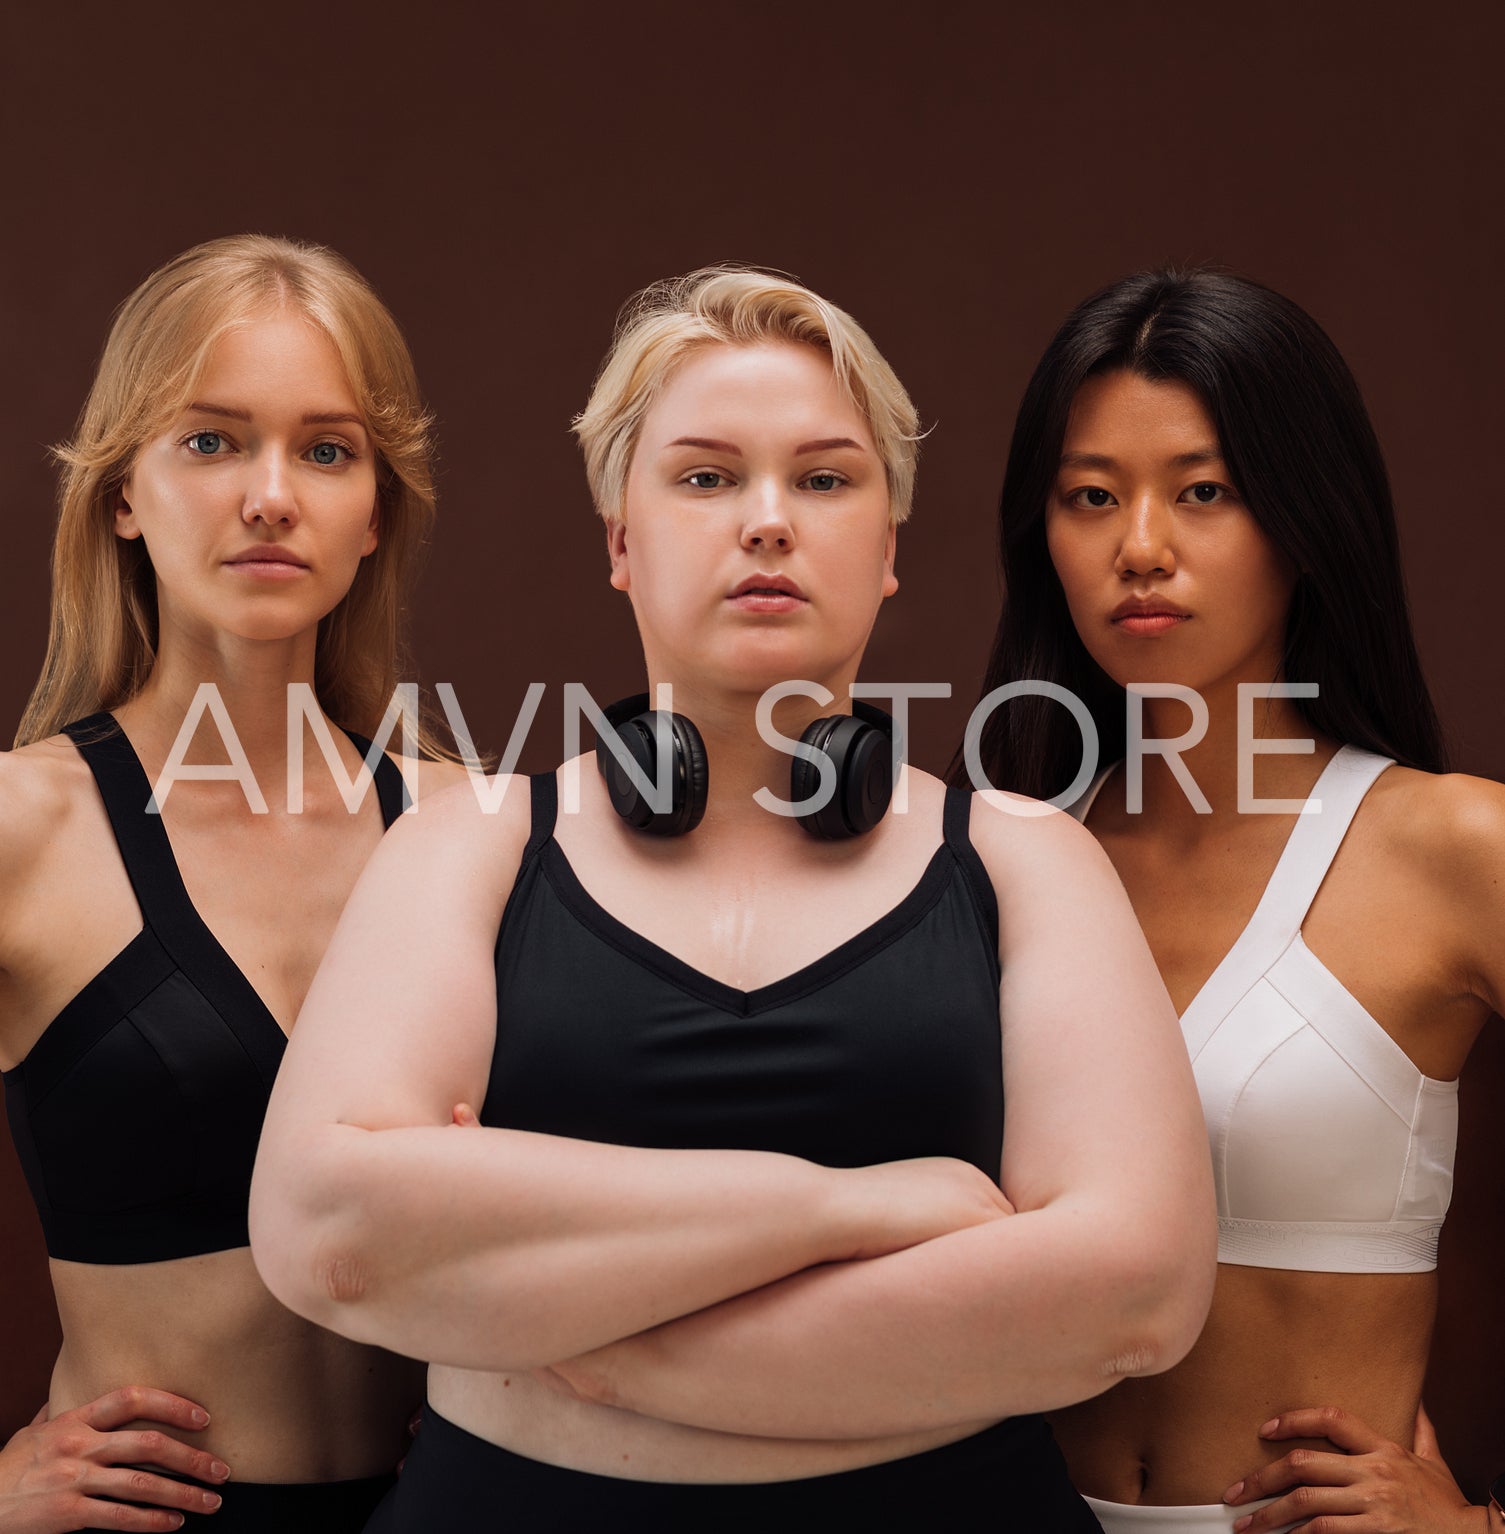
1179, 745, 1393, 1057
1253, 746, 1394, 935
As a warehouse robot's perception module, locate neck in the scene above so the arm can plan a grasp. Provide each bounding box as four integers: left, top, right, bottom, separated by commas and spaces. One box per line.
1127, 676, 1338, 829
114, 623, 324, 798
647, 671, 861, 837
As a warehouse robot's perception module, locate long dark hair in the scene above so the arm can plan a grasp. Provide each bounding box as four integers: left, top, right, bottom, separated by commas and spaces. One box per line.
959, 269, 1448, 799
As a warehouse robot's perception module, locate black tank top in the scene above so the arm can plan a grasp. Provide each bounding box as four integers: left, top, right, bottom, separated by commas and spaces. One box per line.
2, 713, 408, 1265
482, 775, 1004, 1175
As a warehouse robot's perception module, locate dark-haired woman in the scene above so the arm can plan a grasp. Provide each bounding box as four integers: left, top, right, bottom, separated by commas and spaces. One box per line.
250, 266, 1214, 1530
965, 268, 1505, 1533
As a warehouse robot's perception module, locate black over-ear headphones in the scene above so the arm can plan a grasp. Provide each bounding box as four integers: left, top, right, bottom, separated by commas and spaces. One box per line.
594, 694, 894, 840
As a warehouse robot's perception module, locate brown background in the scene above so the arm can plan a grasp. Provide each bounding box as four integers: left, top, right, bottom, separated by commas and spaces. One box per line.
2, 0, 1501, 1497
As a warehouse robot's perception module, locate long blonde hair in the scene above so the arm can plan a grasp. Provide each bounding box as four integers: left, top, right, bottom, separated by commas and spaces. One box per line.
18, 234, 442, 750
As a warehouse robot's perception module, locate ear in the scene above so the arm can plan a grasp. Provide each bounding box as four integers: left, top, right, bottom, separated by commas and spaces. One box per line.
880, 520, 899, 599
361, 498, 379, 558
607, 518, 630, 592
114, 476, 142, 542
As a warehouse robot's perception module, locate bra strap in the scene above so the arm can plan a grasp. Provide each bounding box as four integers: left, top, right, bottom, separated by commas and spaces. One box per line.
341, 729, 411, 827
526, 772, 559, 855
1254, 746, 1394, 939
63, 714, 201, 937
943, 786, 1000, 954
1178, 745, 1393, 1056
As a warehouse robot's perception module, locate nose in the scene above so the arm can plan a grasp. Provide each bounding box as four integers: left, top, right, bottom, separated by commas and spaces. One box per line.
740, 479, 796, 554
1114, 493, 1176, 579
243, 452, 299, 528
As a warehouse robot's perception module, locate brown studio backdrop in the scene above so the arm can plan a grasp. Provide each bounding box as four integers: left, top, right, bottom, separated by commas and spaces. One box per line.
2, 0, 1501, 1494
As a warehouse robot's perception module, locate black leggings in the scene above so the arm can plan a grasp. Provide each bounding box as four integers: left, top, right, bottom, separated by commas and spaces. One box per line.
364, 1405, 1103, 1532
172, 1472, 394, 1532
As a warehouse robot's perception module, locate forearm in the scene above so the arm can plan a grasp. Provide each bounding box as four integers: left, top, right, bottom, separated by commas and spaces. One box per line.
557, 1198, 1212, 1439
250, 1119, 860, 1371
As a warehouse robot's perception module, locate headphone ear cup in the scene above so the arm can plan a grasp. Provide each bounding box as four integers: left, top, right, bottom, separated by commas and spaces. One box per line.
597, 702, 709, 836
672, 713, 709, 835
792, 712, 894, 840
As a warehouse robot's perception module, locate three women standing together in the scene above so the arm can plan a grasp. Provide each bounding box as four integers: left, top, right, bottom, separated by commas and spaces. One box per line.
0, 240, 1498, 1532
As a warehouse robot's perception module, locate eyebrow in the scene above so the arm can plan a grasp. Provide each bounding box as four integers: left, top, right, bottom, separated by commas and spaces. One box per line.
1059, 448, 1224, 470
666, 436, 742, 454
663, 435, 868, 456
185, 402, 366, 429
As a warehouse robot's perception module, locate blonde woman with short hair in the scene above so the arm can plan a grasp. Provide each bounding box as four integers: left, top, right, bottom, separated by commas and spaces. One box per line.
253, 267, 1215, 1530
0, 235, 463, 1533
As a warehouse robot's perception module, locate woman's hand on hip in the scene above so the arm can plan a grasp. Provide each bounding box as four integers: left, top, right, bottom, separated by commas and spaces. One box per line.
0, 1389, 229, 1532
1223, 1402, 1480, 1533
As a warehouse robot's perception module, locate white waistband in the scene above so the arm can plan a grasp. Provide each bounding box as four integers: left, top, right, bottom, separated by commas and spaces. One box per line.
1084, 1493, 1293, 1534
1216, 1216, 1441, 1273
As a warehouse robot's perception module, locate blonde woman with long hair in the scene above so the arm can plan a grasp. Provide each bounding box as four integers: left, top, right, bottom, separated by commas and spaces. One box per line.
0, 236, 462, 1533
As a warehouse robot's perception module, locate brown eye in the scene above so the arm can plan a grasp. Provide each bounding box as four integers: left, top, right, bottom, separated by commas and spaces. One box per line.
1069, 486, 1114, 509
1184, 483, 1227, 505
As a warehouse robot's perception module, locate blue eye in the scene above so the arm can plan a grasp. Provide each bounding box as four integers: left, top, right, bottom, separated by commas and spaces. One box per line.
804, 473, 842, 493
309, 442, 350, 466
186, 431, 225, 455
686, 471, 725, 489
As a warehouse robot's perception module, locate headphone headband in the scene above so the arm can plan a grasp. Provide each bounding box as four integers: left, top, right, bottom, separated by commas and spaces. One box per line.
594, 694, 895, 840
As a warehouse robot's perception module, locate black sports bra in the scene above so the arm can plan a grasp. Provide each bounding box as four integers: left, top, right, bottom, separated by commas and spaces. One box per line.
482, 775, 1005, 1177
2, 713, 407, 1265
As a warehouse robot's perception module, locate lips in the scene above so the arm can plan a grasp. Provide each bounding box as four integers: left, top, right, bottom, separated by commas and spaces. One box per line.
729, 573, 805, 600
225, 548, 308, 568
1110, 596, 1190, 635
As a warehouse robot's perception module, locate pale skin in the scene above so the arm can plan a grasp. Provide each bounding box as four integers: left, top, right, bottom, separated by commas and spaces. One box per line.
252, 339, 1215, 1485
1043, 370, 1505, 1533
0, 307, 464, 1531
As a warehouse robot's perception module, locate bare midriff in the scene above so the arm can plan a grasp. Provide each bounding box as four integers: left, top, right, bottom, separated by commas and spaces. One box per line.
1050, 1263, 1435, 1505
428, 1364, 995, 1484
50, 1250, 422, 1482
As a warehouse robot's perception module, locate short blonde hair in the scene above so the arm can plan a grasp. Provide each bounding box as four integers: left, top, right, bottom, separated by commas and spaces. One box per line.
573, 266, 921, 524
19, 234, 440, 750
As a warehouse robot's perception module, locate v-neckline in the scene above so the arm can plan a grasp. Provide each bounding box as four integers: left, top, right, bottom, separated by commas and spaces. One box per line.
537, 836, 960, 1018
69, 714, 393, 1072
1083, 747, 1363, 1039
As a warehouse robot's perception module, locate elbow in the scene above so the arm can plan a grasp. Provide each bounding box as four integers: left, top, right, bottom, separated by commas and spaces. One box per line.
1098, 1212, 1217, 1383
248, 1130, 382, 1335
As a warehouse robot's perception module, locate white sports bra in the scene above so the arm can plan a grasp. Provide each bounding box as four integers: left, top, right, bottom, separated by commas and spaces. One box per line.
1075, 746, 1458, 1274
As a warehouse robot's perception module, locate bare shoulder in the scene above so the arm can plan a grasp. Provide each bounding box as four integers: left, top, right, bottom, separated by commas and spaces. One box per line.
969, 786, 1115, 880
389, 754, 474, 804
1362, 765, 1505, 882
381, 769, 534, 869
0, 736, 94, 877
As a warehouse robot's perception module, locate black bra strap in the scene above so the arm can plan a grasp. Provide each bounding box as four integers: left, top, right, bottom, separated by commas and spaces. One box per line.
943, 785, 1000, 950
527, 773, 559, 855
64, 714, 200, 937
341, 730, 411, 827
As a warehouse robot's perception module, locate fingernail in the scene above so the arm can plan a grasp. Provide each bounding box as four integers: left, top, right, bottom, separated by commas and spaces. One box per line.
210, 1460, 230, 1480
202, 1492, 222, 1510
1232, 1518, 1251, 1533
1258, 1417, 1279, 1435
191, 1408, 210, 1426
1223, 1480, 1244, 1502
